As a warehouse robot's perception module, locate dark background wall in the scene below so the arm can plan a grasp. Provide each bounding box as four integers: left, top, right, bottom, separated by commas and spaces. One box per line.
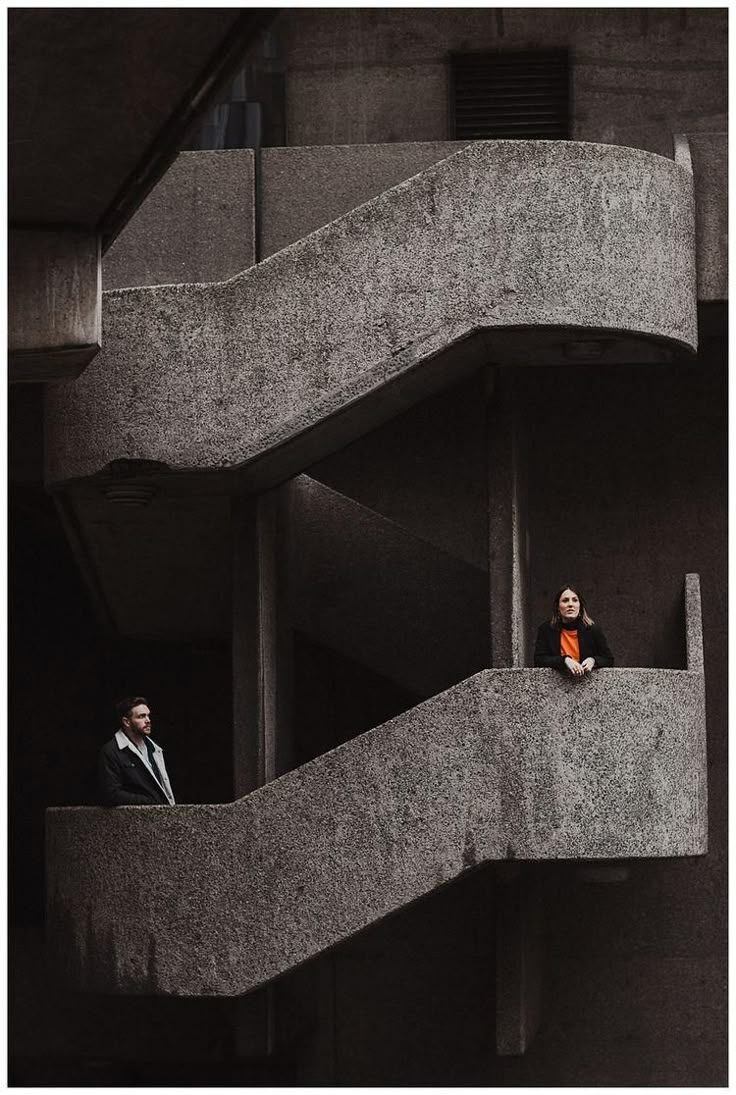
282, 8, 726, 156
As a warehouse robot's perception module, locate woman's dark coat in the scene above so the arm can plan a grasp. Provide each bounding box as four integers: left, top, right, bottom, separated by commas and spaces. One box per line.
534, 621, 614, 672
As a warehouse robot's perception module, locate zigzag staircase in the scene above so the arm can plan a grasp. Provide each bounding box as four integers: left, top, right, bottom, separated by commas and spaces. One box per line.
45, 141, 705, 1004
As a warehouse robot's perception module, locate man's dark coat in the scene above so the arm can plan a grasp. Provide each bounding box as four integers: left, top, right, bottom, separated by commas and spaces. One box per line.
98, 735, 171, 805
534, 621, 615, 672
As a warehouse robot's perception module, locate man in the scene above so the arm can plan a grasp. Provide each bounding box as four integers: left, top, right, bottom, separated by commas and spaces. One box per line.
98, 696, 175, 806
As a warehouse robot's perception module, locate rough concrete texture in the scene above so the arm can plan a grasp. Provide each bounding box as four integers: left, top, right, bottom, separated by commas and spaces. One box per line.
289, 475, 487, 696
47, 654, 706, 996
260, 142, 467, 257
685, 572, 704, 673
104, 151, 256, 290
283, 10, 726, 160
45, 141, 696, 487
687, 133, 727, 301
10, 230, 100, 351
10, 229, 101, 381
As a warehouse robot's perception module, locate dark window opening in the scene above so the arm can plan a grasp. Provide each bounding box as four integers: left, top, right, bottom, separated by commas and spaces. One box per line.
450, 49, 569, 140
184, 23, 285, 151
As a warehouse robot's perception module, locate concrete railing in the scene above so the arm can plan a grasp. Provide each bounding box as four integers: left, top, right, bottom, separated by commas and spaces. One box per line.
45, 140, 696, 489
46, 576, 706, 997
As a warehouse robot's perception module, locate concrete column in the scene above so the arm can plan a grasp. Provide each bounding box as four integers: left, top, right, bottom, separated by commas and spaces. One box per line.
488, 369, 539, 1054
9, 229, 101, 382
231, 486, 293, 797
495, 864, 543, 1056
487, 367, 530, 667
231, 487, 293, 1059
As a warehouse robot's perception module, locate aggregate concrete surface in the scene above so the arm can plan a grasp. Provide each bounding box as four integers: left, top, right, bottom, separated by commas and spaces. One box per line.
687, 133, 727, 302
104, 151, 256, 290
45, 140, 696, 486
47, 663, 706, 997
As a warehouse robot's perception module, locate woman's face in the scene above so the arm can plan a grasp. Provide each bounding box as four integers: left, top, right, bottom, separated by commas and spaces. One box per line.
558, 589, 581, 621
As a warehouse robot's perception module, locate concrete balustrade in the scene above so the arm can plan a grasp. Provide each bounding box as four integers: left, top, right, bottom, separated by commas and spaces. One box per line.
46, 579, 706, 997
45, 140, 696, 489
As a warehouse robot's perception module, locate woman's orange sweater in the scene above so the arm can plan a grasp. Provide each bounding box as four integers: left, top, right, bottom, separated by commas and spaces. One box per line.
559, 628, 580, 662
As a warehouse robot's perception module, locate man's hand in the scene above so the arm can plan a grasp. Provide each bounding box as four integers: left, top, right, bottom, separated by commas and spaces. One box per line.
564, 656, 585, 678
581, 657, 596, 674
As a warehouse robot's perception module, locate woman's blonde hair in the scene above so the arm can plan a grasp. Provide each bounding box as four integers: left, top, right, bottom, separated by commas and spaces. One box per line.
550, 585, 594, 628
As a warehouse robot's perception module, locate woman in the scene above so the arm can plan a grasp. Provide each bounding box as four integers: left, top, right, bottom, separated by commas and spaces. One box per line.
534, 585, 614, 678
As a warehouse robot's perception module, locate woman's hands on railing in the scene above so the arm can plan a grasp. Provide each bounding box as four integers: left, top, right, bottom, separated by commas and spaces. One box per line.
565, 656, 596, 678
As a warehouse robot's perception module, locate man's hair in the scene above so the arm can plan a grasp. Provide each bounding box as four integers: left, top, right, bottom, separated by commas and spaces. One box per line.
116, 696, 149, 722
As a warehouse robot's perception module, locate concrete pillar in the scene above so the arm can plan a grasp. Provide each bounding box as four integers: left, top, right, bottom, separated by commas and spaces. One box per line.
488, 369, 539, 1054
9, 229, 101, 382
231, 485, 293, 796
487, 367, 530, 667
495, 864, 543, 1056
231, 486, 293, 1059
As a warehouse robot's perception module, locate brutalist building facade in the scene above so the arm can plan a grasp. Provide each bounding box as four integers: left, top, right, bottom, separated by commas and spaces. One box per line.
10, 8, 726, 1086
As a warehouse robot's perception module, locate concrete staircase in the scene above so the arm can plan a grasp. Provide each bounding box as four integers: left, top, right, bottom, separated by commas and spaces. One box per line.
47, 576, 706, 996
44, 141, 704, 1003
44, 139, 696, 492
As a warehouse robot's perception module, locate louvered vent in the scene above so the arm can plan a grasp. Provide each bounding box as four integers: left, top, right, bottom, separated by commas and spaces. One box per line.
451, 50, 569, 140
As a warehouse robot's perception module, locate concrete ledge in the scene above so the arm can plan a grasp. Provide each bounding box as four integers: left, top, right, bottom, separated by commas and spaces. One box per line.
47, 663, 706, 996
45, 140, 696, 486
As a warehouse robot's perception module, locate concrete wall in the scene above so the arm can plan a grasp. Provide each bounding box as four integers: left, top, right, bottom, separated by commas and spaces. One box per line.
282, 9, 726, 159
688, 133, 728, 301
289, 476, 488, 696
260, 141, 466, 256
275, 867, 498, 1085
311, 375, 488, 570
104, 151, 255, 289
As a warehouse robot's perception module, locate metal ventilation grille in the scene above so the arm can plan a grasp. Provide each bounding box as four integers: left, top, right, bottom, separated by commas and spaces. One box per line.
451, 50, 569, 140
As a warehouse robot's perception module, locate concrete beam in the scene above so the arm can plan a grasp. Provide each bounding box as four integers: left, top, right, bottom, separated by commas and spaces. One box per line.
10, 229, 100, 382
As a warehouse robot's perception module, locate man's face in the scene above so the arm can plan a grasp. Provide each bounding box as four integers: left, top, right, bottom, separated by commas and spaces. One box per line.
123, 704, 151, 737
